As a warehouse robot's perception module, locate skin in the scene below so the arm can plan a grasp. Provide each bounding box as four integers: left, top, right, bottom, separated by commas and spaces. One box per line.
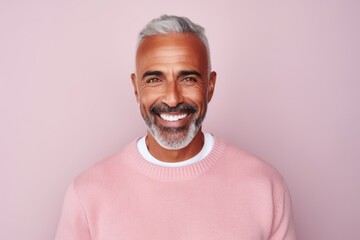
131, 33, 216, 162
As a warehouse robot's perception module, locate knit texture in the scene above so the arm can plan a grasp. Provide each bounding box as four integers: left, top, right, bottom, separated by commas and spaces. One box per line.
55, 136, 296, 240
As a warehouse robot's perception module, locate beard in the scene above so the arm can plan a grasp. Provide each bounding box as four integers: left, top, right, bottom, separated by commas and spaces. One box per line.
142, 102, 206, 150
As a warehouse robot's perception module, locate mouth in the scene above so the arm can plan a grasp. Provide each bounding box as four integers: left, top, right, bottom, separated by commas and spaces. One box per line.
150, 103, 197, 127
159, 113, 189, 122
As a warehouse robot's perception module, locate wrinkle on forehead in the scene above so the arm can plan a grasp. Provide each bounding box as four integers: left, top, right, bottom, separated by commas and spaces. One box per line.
138, 48, 201, 68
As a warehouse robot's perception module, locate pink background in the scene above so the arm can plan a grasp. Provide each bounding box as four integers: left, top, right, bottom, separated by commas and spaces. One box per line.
1, 0, 359, 239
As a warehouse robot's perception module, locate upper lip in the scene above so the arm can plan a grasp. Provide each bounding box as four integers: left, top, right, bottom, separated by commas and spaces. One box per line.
151, 104, 197, 115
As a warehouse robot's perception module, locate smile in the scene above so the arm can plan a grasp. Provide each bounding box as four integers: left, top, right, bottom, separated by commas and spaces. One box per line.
159, 113, 189, 122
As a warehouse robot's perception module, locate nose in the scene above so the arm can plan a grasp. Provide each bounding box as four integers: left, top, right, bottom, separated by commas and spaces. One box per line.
161, 81, 184, 107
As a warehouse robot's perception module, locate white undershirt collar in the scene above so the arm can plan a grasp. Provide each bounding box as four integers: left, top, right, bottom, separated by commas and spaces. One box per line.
137, 132, 215, 167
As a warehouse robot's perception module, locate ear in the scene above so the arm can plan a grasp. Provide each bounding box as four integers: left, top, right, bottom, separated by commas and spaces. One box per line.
131, 73, 139, 102
207, 71, 217, 102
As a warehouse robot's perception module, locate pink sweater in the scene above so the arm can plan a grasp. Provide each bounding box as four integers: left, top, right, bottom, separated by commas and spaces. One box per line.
55, 137, 296, 239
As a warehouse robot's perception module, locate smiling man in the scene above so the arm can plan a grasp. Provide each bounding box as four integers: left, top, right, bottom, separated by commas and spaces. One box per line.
55, 15, 296, 240
131, 31, 216, 161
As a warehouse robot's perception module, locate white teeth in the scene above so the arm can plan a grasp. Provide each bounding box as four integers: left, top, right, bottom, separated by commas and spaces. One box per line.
160, 113, 188, 121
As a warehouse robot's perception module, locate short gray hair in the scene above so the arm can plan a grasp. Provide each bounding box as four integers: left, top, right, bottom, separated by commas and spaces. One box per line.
138, 15, 212, 71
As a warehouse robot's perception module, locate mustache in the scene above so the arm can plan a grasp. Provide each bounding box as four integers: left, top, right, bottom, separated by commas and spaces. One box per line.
150, 103, 198, 115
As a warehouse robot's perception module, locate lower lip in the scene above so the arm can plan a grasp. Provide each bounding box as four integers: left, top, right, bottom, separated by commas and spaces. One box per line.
156, 113, 192, 127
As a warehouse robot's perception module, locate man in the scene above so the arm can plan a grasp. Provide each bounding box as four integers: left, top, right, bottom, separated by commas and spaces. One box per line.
55, 15, 296, 239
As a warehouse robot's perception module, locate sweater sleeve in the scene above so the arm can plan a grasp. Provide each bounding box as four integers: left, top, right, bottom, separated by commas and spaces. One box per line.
269, 181, 296, 240
55, 183, 92, 240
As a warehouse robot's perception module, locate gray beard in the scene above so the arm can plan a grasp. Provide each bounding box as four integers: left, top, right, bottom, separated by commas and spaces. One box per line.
144, 115, 204, 150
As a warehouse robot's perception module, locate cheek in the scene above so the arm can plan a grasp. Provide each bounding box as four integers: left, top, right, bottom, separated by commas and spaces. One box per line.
183, 88, 207, 106
139, 90, 161, 110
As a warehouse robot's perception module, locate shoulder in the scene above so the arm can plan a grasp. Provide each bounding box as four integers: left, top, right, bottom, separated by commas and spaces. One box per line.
71, 139, 139, 195
214, 136, 286, 188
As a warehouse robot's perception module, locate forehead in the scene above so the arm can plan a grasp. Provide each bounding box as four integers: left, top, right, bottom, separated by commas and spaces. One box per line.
135, 33, 208, 73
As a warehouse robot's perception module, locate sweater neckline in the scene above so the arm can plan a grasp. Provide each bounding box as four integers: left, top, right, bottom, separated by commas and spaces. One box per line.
123, 136, 226, 181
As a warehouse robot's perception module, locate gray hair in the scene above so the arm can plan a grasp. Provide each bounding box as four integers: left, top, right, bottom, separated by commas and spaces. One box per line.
138, 15, 212, 71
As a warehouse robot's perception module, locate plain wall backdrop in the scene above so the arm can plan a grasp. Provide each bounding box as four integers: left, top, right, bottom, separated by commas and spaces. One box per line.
1, 0, 359, 239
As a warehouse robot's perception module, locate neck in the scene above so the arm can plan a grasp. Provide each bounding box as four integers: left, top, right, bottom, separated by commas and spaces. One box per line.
145, 130, 205, 163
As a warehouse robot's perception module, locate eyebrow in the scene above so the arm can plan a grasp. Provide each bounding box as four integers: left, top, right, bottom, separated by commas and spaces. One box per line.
178, 70, 202, 78
142, 71, 164, 80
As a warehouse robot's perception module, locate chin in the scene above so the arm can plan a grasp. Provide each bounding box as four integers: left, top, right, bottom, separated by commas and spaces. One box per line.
149, 121, 199, 150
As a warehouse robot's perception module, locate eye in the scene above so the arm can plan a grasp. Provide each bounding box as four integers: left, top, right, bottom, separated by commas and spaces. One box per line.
146, 77, 161, 84
182, 77, 197, 83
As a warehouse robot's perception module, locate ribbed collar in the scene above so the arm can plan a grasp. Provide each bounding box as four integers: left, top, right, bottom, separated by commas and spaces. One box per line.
123, 136, 226, 181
